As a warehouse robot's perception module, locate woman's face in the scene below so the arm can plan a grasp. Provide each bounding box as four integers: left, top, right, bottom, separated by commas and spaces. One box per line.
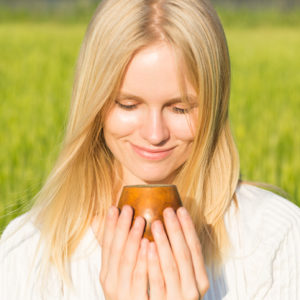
104, 42, 198, 185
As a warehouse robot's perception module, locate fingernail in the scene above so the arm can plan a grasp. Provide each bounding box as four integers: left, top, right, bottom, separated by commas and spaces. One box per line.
164, 207, 175, 219
133, 216, 144, 229
121, 205, 131, 215
178, 206, 189, 217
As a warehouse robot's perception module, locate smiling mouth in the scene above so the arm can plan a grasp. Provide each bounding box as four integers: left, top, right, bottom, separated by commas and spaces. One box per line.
131, 144, 175, 160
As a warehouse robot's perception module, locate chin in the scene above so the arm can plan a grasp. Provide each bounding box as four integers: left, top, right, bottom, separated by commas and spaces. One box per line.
144, 178, 170, 184
134, 170, 175, 185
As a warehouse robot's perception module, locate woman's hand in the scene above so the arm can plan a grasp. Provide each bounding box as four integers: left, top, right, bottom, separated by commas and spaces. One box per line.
147, 207, 209, 300
100, 205, 149, 300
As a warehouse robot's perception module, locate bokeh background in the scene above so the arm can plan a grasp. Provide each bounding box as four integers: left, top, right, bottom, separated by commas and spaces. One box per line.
1, 0, 300, 232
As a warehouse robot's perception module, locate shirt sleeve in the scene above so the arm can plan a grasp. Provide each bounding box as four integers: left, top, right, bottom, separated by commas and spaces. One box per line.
265, 212, 300, 299
0, 215, 38, 299
0, 214, 63, 300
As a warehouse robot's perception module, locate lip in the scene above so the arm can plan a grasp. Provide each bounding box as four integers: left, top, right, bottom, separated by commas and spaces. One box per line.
131, 144, 175, 160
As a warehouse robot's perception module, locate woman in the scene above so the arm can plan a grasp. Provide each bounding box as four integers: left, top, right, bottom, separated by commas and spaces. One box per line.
1, 0, 299, 299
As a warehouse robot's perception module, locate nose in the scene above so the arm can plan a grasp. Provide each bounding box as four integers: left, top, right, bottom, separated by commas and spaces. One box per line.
140, 109, 170, 145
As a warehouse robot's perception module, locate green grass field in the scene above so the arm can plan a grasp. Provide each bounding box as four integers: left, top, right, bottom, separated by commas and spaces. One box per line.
1, 11, 300, 232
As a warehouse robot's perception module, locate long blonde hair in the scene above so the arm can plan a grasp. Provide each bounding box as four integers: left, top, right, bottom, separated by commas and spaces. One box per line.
29, 0, 240, 283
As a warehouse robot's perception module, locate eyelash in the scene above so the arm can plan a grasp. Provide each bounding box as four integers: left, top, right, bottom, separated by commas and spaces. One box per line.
172, 107, 191, 114
115, 100, 193, 114
115, 101, 137, 110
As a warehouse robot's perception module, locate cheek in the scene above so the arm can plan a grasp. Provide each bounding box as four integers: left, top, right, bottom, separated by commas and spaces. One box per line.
104, 109, 141, 137
168, 115, 197, 141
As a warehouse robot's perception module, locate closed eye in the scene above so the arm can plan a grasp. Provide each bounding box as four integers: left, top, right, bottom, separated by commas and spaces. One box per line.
172, 107, 191, 114
115, 100, 137, 110
171, 103, 197, 114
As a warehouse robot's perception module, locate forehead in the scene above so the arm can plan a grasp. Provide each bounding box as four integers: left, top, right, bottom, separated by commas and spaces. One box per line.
120, 42, 196, 100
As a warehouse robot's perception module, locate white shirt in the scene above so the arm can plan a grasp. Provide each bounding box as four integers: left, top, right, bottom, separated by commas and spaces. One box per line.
1, 184, 300, 299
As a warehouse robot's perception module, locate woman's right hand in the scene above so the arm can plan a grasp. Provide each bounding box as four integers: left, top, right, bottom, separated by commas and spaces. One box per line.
100, 205, 149, 300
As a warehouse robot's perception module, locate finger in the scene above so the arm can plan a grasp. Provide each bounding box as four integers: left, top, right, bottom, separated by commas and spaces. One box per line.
148, 241, 165, 300
163, 208, 199, 298
119, 216, 146, 292
105, 205, 134, 285
177, 207, 210, 296
100, 206, 119, 281
151, 220, 180, 295
132, 238, 149, 298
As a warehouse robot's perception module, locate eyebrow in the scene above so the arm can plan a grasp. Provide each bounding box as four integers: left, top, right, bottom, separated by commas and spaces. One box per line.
117, 93, 197, 104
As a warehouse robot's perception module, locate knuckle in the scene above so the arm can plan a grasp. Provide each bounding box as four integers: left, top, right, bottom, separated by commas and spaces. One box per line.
132, 267, 146, 285
102, 277, 116, 297
199, 278, 210, 296
132, 267, 144, 282
120, 253, 134, 269
181, 248, 192, 263
184, 287, 199, 300
117, 290, 128, 300
99, 272, 105, 286
152, 277, 165, 291
110, 241, 121, 257
183, 286, 200, 300
166, 261, 178, 273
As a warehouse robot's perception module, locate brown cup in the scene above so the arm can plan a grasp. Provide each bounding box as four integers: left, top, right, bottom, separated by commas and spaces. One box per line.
117, 184, 182, 241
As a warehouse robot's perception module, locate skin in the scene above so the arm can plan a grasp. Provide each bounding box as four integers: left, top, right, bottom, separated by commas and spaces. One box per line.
103, 42, 198, 185
94, 42, 210, 299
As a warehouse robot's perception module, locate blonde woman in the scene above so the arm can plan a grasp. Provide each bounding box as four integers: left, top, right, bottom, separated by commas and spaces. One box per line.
1, 0, 300, 299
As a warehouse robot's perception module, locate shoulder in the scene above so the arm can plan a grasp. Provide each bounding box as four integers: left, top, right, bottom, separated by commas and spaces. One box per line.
222, 184, 300, 298
235, 183, 300, 231
0, 213, 45, 298
225, 183, 300, 257
0, 213, 40, 258
226, 182, 300, 259
0, 213, 42, 275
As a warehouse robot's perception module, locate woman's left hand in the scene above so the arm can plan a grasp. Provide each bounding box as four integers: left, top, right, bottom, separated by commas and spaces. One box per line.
147, 206, 210, 300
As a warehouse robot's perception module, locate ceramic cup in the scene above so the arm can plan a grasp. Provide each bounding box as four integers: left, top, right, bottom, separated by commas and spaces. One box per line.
117, 184, 183, 241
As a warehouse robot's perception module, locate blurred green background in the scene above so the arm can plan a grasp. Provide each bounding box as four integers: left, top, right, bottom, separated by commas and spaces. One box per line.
1, 0, 300, 232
